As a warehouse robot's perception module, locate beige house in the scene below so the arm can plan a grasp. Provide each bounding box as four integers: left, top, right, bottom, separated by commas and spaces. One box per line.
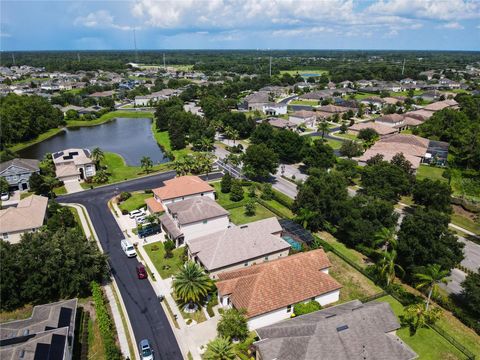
289, 110, 317, 128
52, 148, 96, 182
0, 195, 48, 243
187, 217, 291, 279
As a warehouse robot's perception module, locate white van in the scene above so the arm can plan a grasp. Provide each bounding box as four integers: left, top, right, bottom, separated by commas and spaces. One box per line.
121, 239, 137, 257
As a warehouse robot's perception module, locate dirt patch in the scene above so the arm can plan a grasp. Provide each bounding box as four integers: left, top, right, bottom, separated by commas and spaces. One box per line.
453, 205, 478, 221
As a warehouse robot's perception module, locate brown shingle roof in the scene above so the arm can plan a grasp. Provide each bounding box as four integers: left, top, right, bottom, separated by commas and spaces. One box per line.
152, 176, 214, 201
349, 122, 397, 136
166, 197, 228, 224
0, 195, 48, 233
216, 249, 341, 318
0, 158, 40, 173
423, 99, 458, 112
376, 113, 405, 124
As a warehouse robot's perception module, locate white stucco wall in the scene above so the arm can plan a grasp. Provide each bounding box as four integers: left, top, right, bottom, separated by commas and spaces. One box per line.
2, 228, 39, 244
182, 215, 229, 242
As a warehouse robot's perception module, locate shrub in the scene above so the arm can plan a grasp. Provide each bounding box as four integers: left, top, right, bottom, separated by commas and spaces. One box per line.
217, 308, 249, 342
221, 173, 233, 193
401, 303, 442, 335
91, 282, 122, 360
293, 301, 322, 316
121, 209, 128, 215
118, 191, 131, 202
144, 189, 153, 194
164, 240, 176, 259
230, 180, 244, 202
260, 183, 273, 200
245, 200, 256, 216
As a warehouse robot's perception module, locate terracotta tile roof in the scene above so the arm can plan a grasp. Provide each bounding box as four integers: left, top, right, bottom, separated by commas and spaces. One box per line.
0, 195, 48, 233
349, 122, 397, 136
152, 176, 214, 200
145, 197, 164, 213
216, 249, 341, 318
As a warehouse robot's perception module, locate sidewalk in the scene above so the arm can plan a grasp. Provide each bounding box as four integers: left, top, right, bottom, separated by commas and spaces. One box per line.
64, 203, 135, 360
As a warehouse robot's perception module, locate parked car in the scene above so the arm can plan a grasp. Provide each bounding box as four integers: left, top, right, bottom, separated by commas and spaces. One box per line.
120, 239, 136, 258
129, 208, 146, 219
1, 192, 10, 201
136, 264, 148, 279
138, 224, 161, 238
136, 215, 148, 225
139, 339, 154, 360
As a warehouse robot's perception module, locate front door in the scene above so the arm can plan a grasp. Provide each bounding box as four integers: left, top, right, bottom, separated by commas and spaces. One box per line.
21, 182, 28, 190
79, 167, 84, 180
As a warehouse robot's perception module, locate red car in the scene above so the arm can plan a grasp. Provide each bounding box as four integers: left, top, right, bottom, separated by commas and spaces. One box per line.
136, 264, 148, 279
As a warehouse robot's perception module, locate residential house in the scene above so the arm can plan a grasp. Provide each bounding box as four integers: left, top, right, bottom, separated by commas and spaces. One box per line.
400, 78, 416, 84
89, 90, 115, 98
52, 149, 96, 182
254, 299, 417, 360
356, 79, 373, 88
134, 89, 178, 106
187, 218, 291, 279
264, 117, 297, 130
242, 92, 270, 111
262, 102, 288, 116
355, 133, 448, 169
0, 194, 48, 243
259, 86, 291, 98
146, 175, 215, 214
422, 99, 459, 113
338, 80, 353, 88
0, 299, 77, 360
216, 249, 341, 329
360, 96, 385, 110
0, 158, 40, 191
375, 114, 407, 130
348, 122, 398, 137
438, 78, 461, 89
289, 110, 317, 128
315, 104, 353, 120
160, 197, 229, 247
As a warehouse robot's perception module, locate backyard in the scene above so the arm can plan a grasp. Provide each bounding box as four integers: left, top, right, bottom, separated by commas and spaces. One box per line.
151, 122, 191, 158
228, 203, 277, 225
144, 241, 185, 279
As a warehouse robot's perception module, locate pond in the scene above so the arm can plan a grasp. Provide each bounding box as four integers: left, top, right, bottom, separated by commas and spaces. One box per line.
19, 118, 169, 166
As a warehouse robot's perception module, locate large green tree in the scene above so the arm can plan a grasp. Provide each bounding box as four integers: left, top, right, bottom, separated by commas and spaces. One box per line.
412, 178, 452, 213
172, 261, 213, 309
460, 270, 480, 319
302, 139, 336, 170
203, 337, 236, 360
361, 160, 411, 202
397, 208, 464, 274
242, 143, 279, 180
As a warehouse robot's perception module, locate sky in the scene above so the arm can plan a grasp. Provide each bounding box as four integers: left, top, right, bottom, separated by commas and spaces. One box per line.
1, 0, 480, 51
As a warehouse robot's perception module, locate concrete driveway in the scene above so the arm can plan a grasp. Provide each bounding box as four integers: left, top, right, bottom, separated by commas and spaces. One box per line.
64, 180, 83, 194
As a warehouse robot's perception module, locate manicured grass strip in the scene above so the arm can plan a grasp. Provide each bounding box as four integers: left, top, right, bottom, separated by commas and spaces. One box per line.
318, 231, 369, 268
309, 136, 343, 150
144, 242, 184, 279
118, 193, 152, 213
289, 99, 319, 106
88, 315, 106, 360
259, 198, 294, 219
53, 185, 67, 195
68, 206, 85, 237
66, 110, 154, 128
450, 213, 480, 236
212, 182, 249, 208
376, 296, 467, 360
8, 127, 65, 153
163, 299, 180, 329
228, 203, 277, 225
110, 284, 136, 359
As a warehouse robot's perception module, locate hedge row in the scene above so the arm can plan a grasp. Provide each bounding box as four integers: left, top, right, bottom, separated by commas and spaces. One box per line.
91, 282, 123, 360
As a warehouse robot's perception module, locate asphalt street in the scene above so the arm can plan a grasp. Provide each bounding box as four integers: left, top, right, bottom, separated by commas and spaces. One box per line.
58, 171, 220, 360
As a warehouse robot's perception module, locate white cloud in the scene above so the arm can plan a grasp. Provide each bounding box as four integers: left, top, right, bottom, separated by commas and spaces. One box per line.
441, 22, 465, 29
74, 10, 133, 31
0, 32, 11, 38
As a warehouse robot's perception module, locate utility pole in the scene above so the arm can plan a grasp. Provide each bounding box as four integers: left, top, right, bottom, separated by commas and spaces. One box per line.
401, 58, 406, 76
163, 53, 166, 70
133, 28, 139, 63
77, 53, 81, 62
269, 56, 272, 77
11, 53, 16, 66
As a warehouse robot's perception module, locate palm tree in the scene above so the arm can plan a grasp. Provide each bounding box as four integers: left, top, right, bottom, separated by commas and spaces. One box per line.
173, 261, 213, 310
140, 156, 153, 174
295, 208, 317, 230
91, 147, 104, 169
317, 121, 330, 140
414, 264, 449, 311
199, 137, 214, 152
203, 337, 236, 360
225, 126, 239, 145
375, 250, 404, 287
373, 227, 397, 259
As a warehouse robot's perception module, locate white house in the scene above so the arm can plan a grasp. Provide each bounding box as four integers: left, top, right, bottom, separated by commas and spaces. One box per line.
0, 195, 48, 244
146, 175, 215, 214
216, 249, 341, 329
52, 149, 96, 182
187, 217, 291, 279
159, 197, 229, 247
262, 102, 287, 116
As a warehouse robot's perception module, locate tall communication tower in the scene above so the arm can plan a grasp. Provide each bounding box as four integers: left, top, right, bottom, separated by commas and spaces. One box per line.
401, 58, 406, 76
269, 56, 272, 77
11, 53, 16, 66
77, 53, 81, 62
163, 53, 166, 69
133, 29, 139, 63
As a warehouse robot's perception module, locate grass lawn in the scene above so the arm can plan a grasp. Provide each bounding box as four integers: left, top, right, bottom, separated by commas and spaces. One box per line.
436, 310, 480, 358
333, 132, 359, 141
66, 110, 154, 128
261, 198, 294, 219
212, 182, 249, 208
416, 165, 447, 182
150, 122, 190, 158
308, 136, 343, 150
0, 304, 33, 322
450, 213, 480, 235
289, 99, 319, 106
118, 192, 152, 213
87, 316, 106, 360
68, 206, 85, 236
171, 293, 207, 324
229, 203, 277, 225
94, 152, 172, 186
450, 169, 480, 203
7, 127, 65, 153
53, 185, 67, 196
326, 252, 382, 303
144, 241, 185, 279
376, 296, 468, 360
318, 232, 370, 268
352, 92, 380, 100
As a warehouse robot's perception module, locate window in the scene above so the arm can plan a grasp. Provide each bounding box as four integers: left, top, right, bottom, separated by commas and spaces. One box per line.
264, 256, 269, 261
287, 305, 292, 313
203, 220, 208, 224
244, 262, 248, 267
2, 233, 8, 239
201, 193, 204, 196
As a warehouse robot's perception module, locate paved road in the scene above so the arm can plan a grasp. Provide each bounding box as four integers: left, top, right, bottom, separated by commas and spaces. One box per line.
458, 236, 480, 272
59, 172, 181, 360
441, 268, 467, 294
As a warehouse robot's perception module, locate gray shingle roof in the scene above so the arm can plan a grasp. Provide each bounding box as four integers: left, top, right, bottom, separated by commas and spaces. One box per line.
255, 300, 417, 360
0, 158, 40, 173
187, 218, 289, 271
166, 197, 228, 225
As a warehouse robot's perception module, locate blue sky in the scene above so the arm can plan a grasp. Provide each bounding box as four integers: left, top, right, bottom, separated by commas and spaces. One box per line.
1, 0, 479, 51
